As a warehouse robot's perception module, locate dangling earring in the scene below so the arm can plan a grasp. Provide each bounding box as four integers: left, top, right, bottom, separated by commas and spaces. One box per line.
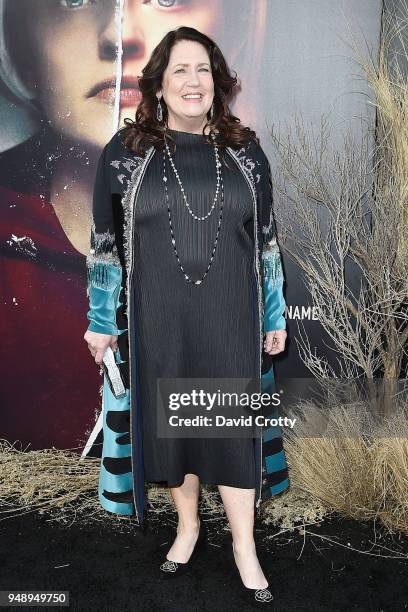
209, 101, 214, 119
156, 96, 163, 122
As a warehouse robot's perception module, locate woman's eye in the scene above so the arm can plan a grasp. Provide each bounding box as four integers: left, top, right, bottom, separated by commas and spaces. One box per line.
175, 68, 210, 73
59, 0, 95, 8
150, 0, 190, 9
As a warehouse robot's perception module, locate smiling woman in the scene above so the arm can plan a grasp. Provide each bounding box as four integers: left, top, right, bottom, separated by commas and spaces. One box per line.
0, 1, 284, 607
84, 25, 288, 606
0, 0, 270, 470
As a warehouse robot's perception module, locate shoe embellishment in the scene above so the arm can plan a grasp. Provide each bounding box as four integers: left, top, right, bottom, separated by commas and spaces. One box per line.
255, 588, 274, 602
160, 560, 179, 573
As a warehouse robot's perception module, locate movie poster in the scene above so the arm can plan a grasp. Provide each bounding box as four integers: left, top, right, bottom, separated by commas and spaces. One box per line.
0, 0, 382, 450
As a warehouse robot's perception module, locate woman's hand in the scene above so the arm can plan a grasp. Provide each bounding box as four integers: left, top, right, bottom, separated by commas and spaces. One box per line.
263, 330, 287, 356
83, 330, 118, 365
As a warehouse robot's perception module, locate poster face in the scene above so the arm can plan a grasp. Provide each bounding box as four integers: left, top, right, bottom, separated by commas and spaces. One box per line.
0, 0, 269, 450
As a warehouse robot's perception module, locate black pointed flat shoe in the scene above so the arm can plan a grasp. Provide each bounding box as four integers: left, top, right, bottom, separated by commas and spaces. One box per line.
231, 543, 274, 608
159, 517, 207, 579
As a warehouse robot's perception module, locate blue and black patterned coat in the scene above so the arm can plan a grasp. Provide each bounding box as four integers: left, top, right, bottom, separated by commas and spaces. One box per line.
86, 129, 290, 524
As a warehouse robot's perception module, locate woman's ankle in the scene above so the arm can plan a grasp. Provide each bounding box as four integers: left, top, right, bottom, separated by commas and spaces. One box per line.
232, 539, 257, 556
177, 516, 200, 533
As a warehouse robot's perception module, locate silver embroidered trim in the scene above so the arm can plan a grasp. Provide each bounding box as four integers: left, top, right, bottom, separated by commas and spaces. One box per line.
91, 224, 115, 243
261, 161, 277, 243
86, 251, 121, 266
89, 223, 121, 266
86, 262, 116, 294
120, 146, 156, 524
262, 206, 276, 238
262, 248, 283, 284
86, 224, 122, 293
263, 236, 278, 250
160, 560, 178, 572
110, 155, 144, 191
226, 145, 264, 334
121, 146, 156, 307
262, 232, 283, 284
226, 144, 264, 510
235, 145, 257, 190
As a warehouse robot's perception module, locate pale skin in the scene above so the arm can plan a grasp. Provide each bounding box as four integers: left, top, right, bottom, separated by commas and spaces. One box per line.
84, 39, 287, 589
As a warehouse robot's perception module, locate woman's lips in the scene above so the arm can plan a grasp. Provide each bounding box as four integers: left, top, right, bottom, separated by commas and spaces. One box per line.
120, 87, 142, 107
88, 76, 142, 107
94, 86, 142, 107
181, 95, 203, 104
120, 88, 142, 107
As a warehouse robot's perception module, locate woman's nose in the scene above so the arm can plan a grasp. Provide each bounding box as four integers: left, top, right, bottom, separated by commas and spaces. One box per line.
185, 72, 201, 87
121, 35, 146, 64
96, 2, 145, 63
97, 6, 122, 62
121, 1, 146, 63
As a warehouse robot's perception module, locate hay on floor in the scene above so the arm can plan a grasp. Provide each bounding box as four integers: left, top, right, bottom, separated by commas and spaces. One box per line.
283, 401, 408, 535
1, 399, 407, 535
0, 438, 328, 532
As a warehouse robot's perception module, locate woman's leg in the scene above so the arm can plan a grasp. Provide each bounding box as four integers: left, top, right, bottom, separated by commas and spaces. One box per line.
165, 473, 201, 563
218, 485, 268, 589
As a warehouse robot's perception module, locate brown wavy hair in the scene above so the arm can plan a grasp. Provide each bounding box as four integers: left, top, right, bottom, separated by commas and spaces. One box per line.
121, 26, 259, 156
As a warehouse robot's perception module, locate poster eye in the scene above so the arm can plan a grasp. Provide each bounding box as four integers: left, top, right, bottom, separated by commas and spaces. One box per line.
59, 0, 93, 8
153, 0, 189, 8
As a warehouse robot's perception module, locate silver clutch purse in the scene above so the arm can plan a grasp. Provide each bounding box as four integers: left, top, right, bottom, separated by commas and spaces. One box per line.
102, 346, 126, 398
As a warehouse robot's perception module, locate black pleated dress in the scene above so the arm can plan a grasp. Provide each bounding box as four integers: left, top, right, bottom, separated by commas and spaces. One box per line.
132, 127, 257, 489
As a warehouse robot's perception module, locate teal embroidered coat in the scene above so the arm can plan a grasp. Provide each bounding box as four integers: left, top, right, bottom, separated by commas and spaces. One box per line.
86, 129, 290, 524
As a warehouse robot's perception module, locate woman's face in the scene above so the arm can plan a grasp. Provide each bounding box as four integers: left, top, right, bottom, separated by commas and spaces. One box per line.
19, 0, 223, 150
157, 40, 214, 131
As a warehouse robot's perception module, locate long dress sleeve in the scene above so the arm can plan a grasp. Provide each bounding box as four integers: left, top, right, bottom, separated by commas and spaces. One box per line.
86, 143, 123, 336
257, 147, 286, 333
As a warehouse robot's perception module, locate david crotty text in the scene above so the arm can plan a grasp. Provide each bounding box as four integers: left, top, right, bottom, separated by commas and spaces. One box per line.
168, 415, 297, 428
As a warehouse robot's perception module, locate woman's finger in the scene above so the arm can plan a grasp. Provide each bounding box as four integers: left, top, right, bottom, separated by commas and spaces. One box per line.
264, 331, 278, 352
263, 331, 286, 355
263, 335, 273, 353
94, 347, 106, 365
271, 335, 283, 353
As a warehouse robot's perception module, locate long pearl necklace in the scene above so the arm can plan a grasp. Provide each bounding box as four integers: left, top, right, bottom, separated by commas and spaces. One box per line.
164, 132, 222, 221
162, 132, 224, 286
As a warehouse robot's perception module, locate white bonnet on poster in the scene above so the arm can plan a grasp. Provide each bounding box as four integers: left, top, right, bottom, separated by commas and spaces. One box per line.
0, 0, 39, 151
